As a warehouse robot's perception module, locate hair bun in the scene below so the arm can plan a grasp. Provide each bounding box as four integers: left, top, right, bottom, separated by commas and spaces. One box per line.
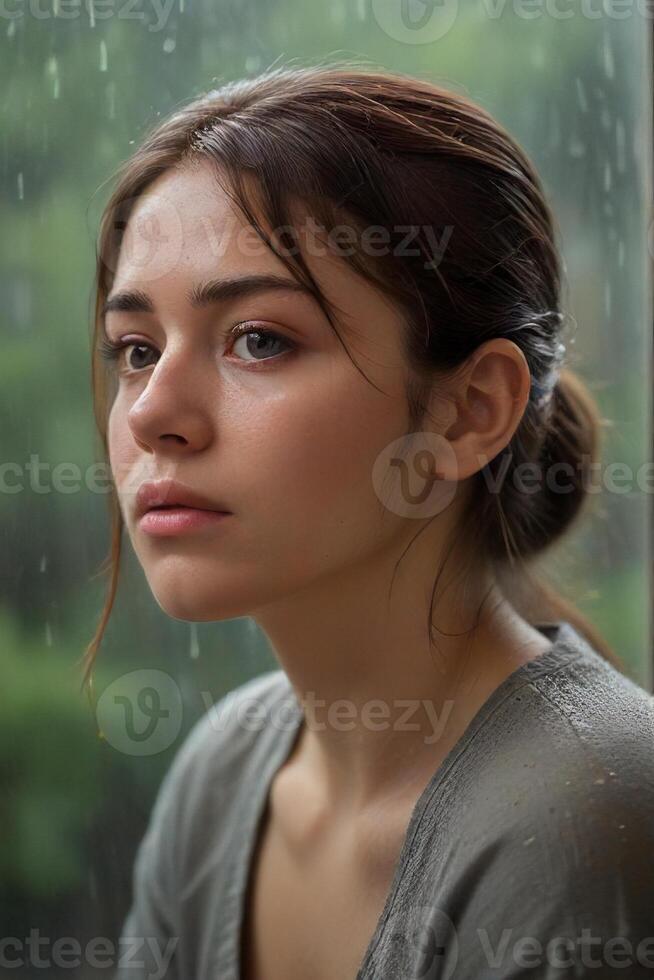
519, 367, 602, 559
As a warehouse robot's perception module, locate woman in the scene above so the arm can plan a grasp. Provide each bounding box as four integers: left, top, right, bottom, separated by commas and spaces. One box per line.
85, 63, 654, 979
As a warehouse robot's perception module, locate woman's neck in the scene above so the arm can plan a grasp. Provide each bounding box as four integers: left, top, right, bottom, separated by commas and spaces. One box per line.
252, 537, 550, 814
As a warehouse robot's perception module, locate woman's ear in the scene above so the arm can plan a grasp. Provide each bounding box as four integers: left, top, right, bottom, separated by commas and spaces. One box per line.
428, 339, 531, 482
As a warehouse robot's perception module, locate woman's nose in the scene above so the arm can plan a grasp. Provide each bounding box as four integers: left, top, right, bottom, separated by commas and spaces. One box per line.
126, 353, 214, 455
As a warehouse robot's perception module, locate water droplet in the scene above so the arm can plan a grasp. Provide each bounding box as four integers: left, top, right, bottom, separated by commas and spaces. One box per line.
615, 119, 626, 174
163, 37, 176, 53
17, 172, 24, 200
575, 78, 588, 113
99, 40, 108, 72
603, 161, 612, 193
179, 0, 184, 11
45, 621, 53, 647
46, 55, 60, 99
88, 1, 95, 27
568, 137, 586, 159
106, 81, 115, 120
7, 18, 16, 38
523, 836, 536, 846
189, 622, 200, 659
40, 554, 47, 573
594, 777, 605, 785
602, 33, 614, 81
618, 823, 626, 829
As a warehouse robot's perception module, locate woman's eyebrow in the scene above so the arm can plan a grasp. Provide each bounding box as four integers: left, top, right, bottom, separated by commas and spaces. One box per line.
101, 273, 313, 317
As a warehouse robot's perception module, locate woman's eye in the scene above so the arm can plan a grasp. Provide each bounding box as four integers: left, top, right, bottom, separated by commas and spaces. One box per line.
123, 344, 159, 371
98, 339, 159, 373
98, 326, 295, 373
229, 327, 294, 363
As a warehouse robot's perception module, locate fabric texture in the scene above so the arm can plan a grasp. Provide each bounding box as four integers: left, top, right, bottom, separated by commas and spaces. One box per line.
113, 621, 654, 979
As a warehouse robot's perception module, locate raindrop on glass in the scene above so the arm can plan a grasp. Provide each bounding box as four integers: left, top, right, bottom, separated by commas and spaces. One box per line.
575, 77, 588, 112
615, 119, 626, 174
189, 621, 200, 659
107, 81, 115, 120
46, 55, 60, 100
568, 137, 586, 159
602, 32, 614, 81
603, 161, 612, 193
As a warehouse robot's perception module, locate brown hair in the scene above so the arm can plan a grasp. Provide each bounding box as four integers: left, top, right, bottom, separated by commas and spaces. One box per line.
80, 61, 622, 696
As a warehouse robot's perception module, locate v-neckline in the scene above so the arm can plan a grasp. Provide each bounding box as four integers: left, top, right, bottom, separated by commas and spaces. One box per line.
216, 621, 584, 980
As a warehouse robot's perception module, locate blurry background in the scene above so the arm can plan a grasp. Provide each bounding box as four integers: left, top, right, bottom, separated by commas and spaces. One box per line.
1, 2, 652, 975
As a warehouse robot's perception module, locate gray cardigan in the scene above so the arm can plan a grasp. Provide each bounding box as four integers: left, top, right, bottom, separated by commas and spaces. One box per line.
114, 621, 654, 979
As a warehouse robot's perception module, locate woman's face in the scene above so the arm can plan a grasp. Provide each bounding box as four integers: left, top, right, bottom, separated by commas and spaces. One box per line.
105, 160, 425, 621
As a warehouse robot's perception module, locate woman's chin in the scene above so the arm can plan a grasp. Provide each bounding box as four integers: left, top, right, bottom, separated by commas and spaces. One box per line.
149, 586, 252, 623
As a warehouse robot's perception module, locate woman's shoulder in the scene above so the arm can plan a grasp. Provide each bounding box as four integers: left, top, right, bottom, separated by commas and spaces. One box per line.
167, 667, 296, 797
456, 621, 654, 821
146, 667, 297, 849
513, 621, 654, 776
405, 626, 654, 976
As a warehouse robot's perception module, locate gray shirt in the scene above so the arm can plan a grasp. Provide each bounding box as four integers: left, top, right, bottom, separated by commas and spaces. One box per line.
114, 621, 654, 979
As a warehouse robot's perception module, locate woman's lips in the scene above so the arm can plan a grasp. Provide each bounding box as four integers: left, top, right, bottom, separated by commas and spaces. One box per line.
138, 505, 231, 537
